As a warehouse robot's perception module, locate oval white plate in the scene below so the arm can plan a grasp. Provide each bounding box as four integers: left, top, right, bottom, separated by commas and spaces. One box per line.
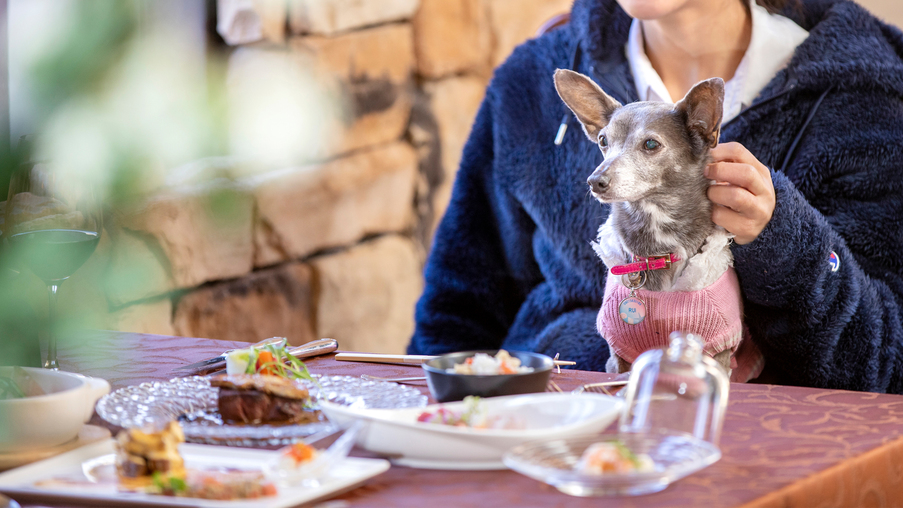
320, 392, 623, 470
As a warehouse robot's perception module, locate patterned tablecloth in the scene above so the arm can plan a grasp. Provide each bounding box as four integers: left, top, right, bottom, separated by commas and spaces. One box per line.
14, 331, 903, 507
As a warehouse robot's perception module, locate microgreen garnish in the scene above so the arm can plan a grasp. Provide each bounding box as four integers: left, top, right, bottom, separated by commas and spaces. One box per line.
612, 440, 642, 468
242, 343, 315, 383
150, 472, 188, 496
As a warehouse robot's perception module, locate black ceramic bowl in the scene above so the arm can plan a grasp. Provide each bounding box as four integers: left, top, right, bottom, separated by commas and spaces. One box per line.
422, 350, 554, 403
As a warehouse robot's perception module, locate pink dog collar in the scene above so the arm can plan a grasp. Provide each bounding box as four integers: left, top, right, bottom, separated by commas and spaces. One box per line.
610, 253, 680, 276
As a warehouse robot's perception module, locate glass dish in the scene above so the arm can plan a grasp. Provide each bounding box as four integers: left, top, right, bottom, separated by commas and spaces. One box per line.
502, 429, 721, 496
95, 375, 427, 447
265, 422, 363, 486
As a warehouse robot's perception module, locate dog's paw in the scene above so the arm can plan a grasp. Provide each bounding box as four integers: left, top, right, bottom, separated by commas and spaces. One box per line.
605, 354, 632, 374
605, 354, 619, 374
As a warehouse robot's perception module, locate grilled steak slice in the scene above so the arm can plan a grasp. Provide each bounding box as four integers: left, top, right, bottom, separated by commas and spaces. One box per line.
210, 374, 315, 424
217, 388, 313, 423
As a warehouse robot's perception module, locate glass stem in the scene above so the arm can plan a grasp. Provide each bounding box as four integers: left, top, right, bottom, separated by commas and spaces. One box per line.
45, 283, 60, 370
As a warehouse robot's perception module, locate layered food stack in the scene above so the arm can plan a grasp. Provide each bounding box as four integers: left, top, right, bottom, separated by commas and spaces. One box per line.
210, 342, 317, 424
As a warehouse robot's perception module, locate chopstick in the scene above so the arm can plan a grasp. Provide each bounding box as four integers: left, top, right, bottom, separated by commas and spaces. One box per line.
336, 353, 435, 364
334, 352, 576, 367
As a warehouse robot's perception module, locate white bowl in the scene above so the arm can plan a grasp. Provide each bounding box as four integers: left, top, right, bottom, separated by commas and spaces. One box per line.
0, 367, 110, 452
320, 392, 623, 470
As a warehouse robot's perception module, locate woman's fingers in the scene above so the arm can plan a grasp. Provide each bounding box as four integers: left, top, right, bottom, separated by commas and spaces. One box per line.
706, 142, 776, 245
706, 162, 768, 196
710, 204, 761, 244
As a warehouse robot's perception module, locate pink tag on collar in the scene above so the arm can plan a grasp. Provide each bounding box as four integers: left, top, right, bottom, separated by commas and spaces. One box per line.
610, 253, 680, 276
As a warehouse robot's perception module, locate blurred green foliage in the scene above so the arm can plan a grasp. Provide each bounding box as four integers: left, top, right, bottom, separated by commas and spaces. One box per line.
1, 0, 326, 368
0, 0, 230, 366
28, 2, 136, 133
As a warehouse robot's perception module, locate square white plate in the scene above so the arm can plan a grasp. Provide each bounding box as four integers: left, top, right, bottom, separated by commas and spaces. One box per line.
0, 440, 389, 507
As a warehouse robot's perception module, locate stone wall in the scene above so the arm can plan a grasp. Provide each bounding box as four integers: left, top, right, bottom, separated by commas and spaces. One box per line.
855, 0, 903, 27
47, 0, 571, 353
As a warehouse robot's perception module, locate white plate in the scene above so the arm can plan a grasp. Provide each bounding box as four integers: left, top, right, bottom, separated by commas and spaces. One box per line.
320, 392, 623, 470
0, 440, 390, 508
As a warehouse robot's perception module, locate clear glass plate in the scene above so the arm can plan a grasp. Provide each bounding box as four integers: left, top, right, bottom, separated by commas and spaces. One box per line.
95, 375, 427, 447
502, 430, 721, 496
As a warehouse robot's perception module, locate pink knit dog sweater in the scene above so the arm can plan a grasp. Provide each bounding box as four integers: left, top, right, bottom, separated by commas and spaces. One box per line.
598, 267, 764, 382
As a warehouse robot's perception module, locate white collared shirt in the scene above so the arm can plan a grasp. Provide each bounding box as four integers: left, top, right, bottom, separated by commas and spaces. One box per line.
626, 1, 809, 123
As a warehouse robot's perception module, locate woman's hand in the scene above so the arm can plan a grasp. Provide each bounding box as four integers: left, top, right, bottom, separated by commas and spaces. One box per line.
705, 142, 776, 245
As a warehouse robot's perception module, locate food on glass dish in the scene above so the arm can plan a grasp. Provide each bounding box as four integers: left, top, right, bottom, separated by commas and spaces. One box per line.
275, 442, 320, 469
416, 396, 525, 430
448, 350, 534, 375
210, 374, 318, 424
576, 441, 655, 475
114, 421, 186, 482
209, 341, 319, 425
265, 435, 344, 484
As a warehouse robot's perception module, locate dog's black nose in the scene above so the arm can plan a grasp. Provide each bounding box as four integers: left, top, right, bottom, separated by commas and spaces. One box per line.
587, 174, 610, 194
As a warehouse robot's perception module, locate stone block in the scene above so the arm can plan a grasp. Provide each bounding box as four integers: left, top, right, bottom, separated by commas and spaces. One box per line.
172, 263, 316, 346
486, 0, 572, 66
857, 0, 903, 27
110, 187, 254, 292
217, 0, 287, 46
225, 47, 336, 169
291, 23, 414, 158
413, 0, 491, 78
311, 235, 423, 354
106, 298, 176, 337
289, 0, 419, 35
103, 226, 174, 307
251, 142, 417, 266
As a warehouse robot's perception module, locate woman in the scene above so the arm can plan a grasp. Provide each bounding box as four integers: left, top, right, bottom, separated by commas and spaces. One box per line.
407, 0, 903, 393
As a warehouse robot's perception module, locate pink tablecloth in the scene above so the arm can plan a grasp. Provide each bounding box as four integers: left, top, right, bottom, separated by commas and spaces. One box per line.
15, 331, 903, 507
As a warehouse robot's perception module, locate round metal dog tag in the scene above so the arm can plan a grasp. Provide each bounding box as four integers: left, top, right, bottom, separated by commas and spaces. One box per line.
619, 296, 646, 325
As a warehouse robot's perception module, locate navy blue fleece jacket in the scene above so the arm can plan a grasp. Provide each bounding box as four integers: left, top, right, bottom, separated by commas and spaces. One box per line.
408, 0, 903, 393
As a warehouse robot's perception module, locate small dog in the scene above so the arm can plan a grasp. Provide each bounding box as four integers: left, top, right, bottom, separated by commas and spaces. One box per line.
553, 69, 761, 380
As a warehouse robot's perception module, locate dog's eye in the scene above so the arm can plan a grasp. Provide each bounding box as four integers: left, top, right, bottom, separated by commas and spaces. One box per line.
644, 139, 660, 150
599, 136, 608, 148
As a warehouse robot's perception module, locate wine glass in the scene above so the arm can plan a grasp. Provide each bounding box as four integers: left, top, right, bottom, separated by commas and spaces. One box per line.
4, 138, 102, 370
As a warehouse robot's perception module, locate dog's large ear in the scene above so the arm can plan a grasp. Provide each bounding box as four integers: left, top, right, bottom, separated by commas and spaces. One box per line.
675, 77, 724, 149
553, 69, 621, 142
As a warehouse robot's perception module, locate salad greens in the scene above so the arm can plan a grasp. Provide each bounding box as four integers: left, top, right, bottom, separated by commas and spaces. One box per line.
226, 343, 314, 382
150, 472, 188, 496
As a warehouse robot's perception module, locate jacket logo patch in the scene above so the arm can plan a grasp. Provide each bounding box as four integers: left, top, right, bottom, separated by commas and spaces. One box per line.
829, 251, 840, 272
